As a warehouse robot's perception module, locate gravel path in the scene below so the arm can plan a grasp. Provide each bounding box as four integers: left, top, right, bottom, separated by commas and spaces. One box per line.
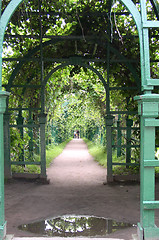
5, 139, 140, 239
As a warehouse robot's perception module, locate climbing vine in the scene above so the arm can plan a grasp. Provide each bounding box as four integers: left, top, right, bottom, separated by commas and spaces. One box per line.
1, 0, 158, 173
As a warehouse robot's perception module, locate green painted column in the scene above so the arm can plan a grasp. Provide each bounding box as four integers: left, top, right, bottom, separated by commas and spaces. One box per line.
105, 115, 114, 183
135, 94, 159, 240
0, 91, 9, 240
4, 111, 11, 179
35, 129, 40, 155
117, 117, 122, 157
16, 110, 24, 162
28, 113, 34, 159
39, 113, 47, 179
126, 118, 133, 165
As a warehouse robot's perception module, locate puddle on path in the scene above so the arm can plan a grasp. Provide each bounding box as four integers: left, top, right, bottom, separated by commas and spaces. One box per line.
18, 215, 135, 237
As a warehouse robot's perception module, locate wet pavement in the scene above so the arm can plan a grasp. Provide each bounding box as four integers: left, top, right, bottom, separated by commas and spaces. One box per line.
5, 139, 139, 240
6, 236, 138, 240
18, 215, 134, 237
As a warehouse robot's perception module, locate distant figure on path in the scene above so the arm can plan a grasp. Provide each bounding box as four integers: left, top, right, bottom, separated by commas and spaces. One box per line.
76, 130, 80, 138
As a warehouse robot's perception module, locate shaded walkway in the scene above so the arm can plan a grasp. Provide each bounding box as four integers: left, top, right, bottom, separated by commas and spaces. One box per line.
47, 139, 106, 186
5, 139, 139, 239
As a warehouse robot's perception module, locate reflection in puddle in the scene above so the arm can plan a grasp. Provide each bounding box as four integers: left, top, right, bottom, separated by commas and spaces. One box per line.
19, 215, 135, 237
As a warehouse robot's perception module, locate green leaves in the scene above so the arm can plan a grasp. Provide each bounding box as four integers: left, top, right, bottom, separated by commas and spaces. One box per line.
2, 0, 158, 169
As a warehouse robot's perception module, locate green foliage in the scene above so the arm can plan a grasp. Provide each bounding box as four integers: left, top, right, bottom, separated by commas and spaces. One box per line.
113, 164, 140, 176
3, 0, 156, 174
45, 138, 72, 168
11, 138, 72, 173
85, 138, 140, 175
10, 127, 31, 162
112, 150, 140, 175
84, 138, 107, 167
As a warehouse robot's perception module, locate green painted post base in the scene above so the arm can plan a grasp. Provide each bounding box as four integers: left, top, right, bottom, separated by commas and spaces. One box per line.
105, 115, 114, 183
137, 223, 144, 240
137, 223, 159, 240
107, 174, 113, 183
39, 113, 47, 179
0, 221, 7, 240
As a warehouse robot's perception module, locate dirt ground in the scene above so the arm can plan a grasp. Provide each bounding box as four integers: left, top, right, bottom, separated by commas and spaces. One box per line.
4, 139, 155, 239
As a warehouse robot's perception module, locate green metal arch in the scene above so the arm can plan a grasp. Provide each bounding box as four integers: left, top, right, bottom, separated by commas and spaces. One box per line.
43, 62, 107, 90
0, 0, 23, 89
6, 40, 140, 91
17, 62, 108, 111
1, 0, 142, 90
0, 0, 141, 40
6, 39, 55, 90
121, 0, 141, 38
0, 0, 23, 43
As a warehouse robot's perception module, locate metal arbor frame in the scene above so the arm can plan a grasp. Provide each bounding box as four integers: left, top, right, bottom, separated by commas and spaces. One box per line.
4, 57, 110, 182
0, 0, 159, 239
2, 29, 141, 182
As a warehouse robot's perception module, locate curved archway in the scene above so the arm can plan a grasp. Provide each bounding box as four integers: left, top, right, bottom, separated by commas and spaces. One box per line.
11, 55, 140, 126
0, 0, 141, 43
43, 61, 107, 90
5, 40, 140, 91
0, 0, 141, 89
1, 1, 159, 240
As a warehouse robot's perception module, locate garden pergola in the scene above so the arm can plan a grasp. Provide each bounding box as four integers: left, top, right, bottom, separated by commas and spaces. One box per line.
0, 0, 159, 239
